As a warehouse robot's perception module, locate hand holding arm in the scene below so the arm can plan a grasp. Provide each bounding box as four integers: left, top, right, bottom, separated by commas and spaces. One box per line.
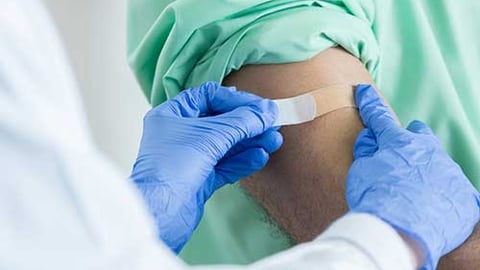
347, 85, 480, 269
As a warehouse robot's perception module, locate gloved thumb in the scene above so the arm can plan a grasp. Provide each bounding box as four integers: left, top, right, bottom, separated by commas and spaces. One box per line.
353, 128, 378, 160
407, 120, 434, 135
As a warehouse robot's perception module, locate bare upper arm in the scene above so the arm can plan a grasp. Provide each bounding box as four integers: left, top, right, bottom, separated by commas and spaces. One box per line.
223, 47, 378, 242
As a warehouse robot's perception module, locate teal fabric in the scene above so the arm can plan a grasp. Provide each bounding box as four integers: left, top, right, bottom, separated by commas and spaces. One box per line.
127, 0, 379, 106
128, 0, 480, 264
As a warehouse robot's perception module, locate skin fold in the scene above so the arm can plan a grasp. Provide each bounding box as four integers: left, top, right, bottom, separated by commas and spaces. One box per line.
223, 47, 480, 269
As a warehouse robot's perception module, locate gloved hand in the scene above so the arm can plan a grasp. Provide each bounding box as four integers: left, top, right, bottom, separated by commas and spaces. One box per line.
347, 85, 480, 270
131, 81, 283, 253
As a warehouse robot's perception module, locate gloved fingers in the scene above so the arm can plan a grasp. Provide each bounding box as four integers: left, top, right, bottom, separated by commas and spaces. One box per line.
213, 99, 278, 145
223, 130, 283, 159
355, 84, 399, 142
149, 81, 269, 117
253, 130, 283, 153
214, 147, 270, 189
148, 81, 222, 117
353, 128, 378, 160
204, 83, 270, 114
407, 120, 434, 135
407, 120, 444, 146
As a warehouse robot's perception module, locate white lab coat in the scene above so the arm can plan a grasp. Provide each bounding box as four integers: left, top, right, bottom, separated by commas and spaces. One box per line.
0, 1, 416, 269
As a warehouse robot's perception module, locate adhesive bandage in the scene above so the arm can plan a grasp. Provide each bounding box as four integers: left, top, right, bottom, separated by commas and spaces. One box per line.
273, 85, 356, 126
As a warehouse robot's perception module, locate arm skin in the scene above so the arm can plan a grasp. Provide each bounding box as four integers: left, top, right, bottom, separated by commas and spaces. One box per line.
223, 47, 480, 269
223, 47, 372, 242
437, 223, 480, 269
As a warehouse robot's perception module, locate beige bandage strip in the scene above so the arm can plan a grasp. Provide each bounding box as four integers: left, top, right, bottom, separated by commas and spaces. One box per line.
273, 85, 356, 126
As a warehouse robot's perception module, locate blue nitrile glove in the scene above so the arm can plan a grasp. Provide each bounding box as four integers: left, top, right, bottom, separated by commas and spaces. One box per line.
131, 81, 283, 253
347, 85, 480, 270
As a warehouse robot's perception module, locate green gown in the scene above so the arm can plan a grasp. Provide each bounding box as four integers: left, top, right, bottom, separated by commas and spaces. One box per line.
127, 0, 480, 264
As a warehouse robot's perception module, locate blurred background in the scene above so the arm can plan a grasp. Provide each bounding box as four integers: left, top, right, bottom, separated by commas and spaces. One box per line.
44, 0, 150, 174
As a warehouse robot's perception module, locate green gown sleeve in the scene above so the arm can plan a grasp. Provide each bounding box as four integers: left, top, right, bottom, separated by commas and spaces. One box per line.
127, 0, 379, 106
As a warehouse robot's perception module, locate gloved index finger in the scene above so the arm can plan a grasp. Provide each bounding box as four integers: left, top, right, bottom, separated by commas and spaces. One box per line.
205, 83, 265, 114
155, 82, 226, 117
355, 84, 398, 140
157, 81, 265, 117
201, 82, 278, 132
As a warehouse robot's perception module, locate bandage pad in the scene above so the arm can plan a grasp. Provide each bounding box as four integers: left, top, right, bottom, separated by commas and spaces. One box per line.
273, 85, 356, 126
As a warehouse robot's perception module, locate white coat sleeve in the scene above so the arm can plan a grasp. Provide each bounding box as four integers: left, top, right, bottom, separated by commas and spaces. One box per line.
0, 1, 415, 270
